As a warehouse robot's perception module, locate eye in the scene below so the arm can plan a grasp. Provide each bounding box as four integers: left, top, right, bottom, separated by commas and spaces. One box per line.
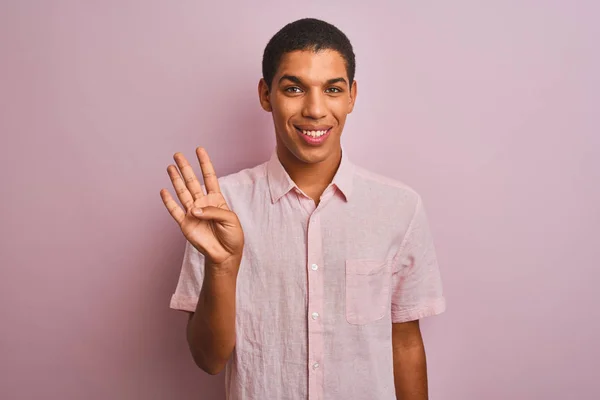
285, 86, 303, 93
325, 87, 343, 94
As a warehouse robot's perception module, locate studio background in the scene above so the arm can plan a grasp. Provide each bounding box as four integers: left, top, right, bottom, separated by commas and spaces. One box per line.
1, 1, 598, 399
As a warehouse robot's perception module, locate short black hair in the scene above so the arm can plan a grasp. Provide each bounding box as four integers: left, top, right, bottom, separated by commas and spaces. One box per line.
262, 18, 356, 89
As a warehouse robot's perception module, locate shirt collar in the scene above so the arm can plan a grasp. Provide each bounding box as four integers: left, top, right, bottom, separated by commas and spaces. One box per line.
267, 145, 355, 204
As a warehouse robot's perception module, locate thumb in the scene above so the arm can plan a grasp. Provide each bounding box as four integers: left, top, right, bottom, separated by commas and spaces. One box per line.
191, 206, 235, 224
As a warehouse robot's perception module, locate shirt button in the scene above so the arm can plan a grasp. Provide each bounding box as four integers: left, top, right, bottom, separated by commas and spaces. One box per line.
313, 362, 320, 370
311, 264, 319, 271
311, 312, 319, 320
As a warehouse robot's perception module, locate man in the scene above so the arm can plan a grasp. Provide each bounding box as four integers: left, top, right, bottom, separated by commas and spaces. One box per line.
160, 18, 445, 400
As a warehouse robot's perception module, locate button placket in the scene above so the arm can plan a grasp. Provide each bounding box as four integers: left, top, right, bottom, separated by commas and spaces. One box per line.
307, 213, 324, 399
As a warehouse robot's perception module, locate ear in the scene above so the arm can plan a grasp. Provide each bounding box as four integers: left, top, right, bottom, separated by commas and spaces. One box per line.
258, 78, 272, 112
348, 80, 358, 114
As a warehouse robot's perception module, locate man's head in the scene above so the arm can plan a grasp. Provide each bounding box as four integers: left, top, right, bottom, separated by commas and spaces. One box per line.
262, 18, 356, 91
259, 18, 357, 167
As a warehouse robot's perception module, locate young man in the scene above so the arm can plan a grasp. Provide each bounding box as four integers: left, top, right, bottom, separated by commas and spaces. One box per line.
160, 18, 445, 400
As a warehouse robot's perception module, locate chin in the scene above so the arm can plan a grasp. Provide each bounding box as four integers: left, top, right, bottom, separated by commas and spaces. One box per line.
299, 143, 338, 163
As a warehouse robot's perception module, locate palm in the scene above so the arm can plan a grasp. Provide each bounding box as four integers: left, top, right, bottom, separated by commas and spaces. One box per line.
181, 193, 242, 264
160, 147, 244, 265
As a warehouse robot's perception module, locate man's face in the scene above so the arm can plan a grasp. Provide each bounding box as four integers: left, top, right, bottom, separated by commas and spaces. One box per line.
259, 50, 357, 165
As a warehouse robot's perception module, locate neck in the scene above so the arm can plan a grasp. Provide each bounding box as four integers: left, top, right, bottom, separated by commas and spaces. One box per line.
277, 145, 342, 204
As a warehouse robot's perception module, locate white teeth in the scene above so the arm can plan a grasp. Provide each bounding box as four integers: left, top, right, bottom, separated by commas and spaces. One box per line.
302, 129, 327, 137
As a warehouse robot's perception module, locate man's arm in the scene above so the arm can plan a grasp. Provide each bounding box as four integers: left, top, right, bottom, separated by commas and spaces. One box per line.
160, 147, 245, 375
392, 320, 428, 399
186, 256, 240, 375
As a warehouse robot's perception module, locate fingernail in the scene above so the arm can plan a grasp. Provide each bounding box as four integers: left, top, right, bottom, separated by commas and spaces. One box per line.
192, 208, 203, 216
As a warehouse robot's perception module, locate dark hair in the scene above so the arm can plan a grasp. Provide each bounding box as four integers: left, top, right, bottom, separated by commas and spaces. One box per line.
262, 18, 356, 89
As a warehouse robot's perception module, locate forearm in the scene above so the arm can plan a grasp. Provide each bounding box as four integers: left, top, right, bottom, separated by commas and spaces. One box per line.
187, 258, 239, 375
393, 343, 428, 399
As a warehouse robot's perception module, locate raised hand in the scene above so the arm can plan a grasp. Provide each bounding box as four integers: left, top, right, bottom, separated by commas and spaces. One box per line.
160, 147, 244, 266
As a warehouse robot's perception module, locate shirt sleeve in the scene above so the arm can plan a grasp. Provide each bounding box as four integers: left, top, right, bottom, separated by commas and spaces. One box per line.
170, 240, 205, 313
391, 195, 446, 323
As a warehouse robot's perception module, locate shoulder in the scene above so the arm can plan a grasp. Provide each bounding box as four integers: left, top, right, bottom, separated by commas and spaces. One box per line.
352, 164, 423, 212
217, 161, 268, 189
213, 160, 269, 206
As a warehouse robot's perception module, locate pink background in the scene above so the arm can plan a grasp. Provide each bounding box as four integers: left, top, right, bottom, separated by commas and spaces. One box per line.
1, 1, 598, 399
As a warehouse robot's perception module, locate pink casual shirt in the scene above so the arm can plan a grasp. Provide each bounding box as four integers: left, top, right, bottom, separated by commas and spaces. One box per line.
170, 147, 446, 400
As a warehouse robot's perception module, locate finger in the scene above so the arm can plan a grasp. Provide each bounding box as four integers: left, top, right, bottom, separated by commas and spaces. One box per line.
160, 189, 186, 225
174, 152, 205, 200
167, 164, 195, 211
191, 206, 235, 225
196, 147, 221, 194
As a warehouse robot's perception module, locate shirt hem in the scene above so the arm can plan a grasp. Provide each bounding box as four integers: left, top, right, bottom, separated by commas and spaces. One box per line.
391, 297, 446, 323
169, 294, 198, 312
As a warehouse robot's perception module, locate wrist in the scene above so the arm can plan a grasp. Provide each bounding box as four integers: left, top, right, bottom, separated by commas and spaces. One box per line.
205, 254, 242, 277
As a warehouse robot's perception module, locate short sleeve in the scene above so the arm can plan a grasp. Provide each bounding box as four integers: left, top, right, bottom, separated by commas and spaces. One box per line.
169, 240, 205, 312
391, 196, 446, 323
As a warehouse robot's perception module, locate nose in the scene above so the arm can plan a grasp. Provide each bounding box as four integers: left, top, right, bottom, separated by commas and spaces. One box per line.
302, 91, 327, 120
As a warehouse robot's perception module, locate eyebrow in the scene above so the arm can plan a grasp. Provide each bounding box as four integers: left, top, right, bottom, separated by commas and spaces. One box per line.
279, 75, 348, 87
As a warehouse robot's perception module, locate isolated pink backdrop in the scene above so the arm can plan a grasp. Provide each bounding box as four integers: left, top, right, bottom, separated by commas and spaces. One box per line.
1, 1, 598, 399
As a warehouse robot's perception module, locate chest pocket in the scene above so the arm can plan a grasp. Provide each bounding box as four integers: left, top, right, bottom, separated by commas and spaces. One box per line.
345, 259, 392, 325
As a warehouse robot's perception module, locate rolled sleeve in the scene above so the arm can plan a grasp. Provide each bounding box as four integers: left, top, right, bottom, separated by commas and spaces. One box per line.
391, 196, 446, 323
170, 240, 205, 313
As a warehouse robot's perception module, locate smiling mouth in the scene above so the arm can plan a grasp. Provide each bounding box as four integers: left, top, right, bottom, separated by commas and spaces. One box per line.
294, 126, 332, 138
